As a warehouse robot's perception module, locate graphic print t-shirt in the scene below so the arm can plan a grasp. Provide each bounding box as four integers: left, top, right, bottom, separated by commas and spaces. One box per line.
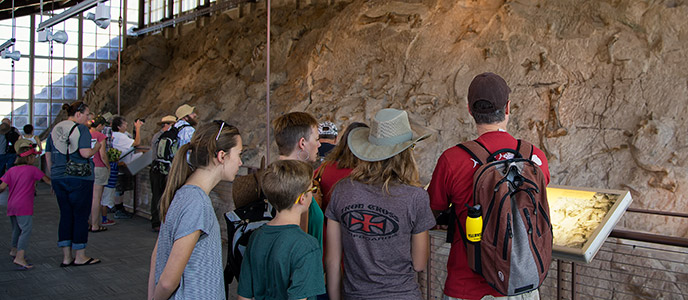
325, 179, 436, 300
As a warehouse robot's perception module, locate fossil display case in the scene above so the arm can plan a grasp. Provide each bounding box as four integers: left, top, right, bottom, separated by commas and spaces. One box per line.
548, 185, 633, 263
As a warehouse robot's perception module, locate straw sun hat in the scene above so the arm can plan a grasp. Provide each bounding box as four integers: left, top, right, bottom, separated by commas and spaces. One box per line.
348, 108, 430, 162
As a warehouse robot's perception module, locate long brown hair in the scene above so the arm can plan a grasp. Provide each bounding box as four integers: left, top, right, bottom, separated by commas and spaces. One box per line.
323, 122, 368, 169
349, 147, 420, 194
159, 121, 241, 221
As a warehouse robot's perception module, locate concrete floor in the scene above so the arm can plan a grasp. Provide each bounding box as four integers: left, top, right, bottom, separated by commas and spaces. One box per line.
0, 182, 155, 299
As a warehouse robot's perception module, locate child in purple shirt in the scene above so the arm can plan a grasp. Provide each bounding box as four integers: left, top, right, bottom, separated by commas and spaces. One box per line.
0, 139, 51, 270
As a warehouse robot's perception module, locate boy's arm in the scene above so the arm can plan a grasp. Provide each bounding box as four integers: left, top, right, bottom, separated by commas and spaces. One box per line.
326, 218, 342, 300
153, 230, 201, 300
0, 182, 7, 193
237, 296, 252, 300
411, 231, 430, 272
41, 176, 51, 185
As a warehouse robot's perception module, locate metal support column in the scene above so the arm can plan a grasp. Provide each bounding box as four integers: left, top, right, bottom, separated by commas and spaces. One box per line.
138, 0, 145, 29
571, 262, 577, 300
557, 259, 564, 300
29, 15, 36, 126
77, 13, 84, 100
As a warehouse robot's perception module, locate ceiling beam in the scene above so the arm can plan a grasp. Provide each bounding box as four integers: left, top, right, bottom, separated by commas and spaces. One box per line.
0, 0, 79, 21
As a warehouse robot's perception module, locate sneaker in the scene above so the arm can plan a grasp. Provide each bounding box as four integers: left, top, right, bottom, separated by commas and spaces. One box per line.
114, 210, 133, 219
101, 219, 116, 226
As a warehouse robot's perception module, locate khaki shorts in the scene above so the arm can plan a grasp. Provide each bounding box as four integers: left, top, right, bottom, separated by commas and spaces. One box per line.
444, 290, 539, 300
101, 187, 115, 208
94, 167, 110, 186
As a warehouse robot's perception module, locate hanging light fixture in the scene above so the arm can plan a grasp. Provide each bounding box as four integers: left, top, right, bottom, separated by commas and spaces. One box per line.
86, 2, 111, 29
38, 28, 68, 44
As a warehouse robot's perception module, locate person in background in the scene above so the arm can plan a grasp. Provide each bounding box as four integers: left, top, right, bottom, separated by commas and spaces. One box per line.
317, 121, 338, 161
45, 101, 102, 267
325, 108, 435, 300
272, 112, 323, 249
89, 116, 113, 232
147, 121, 242, 300
149, 115, 177, 232
237, 160, 326, 300
0, 118, 21, 178
428, 72, 550, 300
110, 116, 143, 219
174, 104, 198, 147
1, 139, 51, 270
22, 124, 42, 152
315, 122, 368, 213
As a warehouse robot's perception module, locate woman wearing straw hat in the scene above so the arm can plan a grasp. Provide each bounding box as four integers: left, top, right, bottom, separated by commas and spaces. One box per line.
324, 108, 436, 300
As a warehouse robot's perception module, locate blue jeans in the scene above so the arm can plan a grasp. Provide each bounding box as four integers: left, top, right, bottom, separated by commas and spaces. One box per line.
53, 178, 94, 250
0, 153, 17, 178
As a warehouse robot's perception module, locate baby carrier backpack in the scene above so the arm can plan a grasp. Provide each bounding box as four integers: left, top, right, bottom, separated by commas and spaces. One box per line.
152, 124, 189, 175
223, 159, 273, 298
455, 139, 553, 296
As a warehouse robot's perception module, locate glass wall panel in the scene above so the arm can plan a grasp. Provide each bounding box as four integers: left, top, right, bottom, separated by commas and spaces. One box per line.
1, 3, 136, 125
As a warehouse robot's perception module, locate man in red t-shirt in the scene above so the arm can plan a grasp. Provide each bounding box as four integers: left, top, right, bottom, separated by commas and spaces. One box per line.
428, 73, 550, 300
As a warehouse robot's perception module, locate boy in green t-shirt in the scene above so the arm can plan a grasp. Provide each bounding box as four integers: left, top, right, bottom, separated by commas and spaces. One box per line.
237, 160, 326, 300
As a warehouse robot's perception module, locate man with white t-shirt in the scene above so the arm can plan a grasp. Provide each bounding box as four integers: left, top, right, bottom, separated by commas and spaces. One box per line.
110, 116, 143, 219
428, 72, 551, 300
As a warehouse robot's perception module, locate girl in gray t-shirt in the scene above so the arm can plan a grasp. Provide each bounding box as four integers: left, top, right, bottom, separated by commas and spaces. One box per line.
147, 121, 243, 300
325, 108, 436, 300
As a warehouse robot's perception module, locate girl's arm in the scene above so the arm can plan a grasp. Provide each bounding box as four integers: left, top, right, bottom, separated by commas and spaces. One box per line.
411, 231, 430, 272
99, 140, 109, 167
79, 141, 101, 158
41, 176, 51, 186
325, 218, 342, 300
152, 230, 201, 300
147, 239, 159, 300
0, 182, 7, 193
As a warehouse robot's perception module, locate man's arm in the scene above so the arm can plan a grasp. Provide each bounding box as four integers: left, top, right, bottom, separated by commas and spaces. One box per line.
0, 182, 7, 193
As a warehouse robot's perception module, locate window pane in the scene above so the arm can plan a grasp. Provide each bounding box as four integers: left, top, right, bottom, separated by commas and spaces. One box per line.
34, 116, 49, 129
34, 103, 49, 116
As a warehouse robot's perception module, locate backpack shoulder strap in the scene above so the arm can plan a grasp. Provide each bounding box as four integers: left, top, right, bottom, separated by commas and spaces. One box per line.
457, 140, 491, 166
66, 123, 79, 161
516, 139, 534, 160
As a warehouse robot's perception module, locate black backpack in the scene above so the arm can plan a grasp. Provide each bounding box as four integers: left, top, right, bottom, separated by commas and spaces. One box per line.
151, 124, 190, 174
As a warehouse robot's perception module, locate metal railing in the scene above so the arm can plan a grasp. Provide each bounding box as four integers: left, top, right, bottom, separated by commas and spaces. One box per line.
540, 209, 688, 300
422, 210, 688, 300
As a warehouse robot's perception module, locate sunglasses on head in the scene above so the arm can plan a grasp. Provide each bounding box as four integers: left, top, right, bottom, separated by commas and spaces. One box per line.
212, 120, 231, 141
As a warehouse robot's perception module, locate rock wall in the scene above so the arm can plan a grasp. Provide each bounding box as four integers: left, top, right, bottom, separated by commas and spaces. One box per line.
83, 0, 688, 237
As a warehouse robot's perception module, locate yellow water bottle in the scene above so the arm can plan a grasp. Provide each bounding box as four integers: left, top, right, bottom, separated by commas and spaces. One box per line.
466, 204, 482, 242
